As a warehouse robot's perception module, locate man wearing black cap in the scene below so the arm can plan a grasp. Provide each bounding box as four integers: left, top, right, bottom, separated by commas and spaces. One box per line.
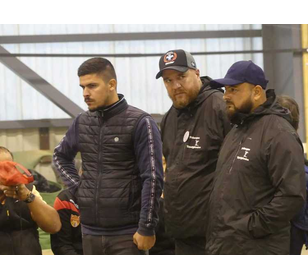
156, 49, 231, 254
205, 60, 306, 254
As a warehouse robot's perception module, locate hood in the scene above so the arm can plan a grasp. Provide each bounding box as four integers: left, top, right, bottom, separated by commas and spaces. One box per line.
231, 89, 293, 126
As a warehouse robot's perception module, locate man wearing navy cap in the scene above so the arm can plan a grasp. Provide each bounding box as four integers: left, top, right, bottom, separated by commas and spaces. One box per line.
205, 60, 306, 254
157, 49, 231, 254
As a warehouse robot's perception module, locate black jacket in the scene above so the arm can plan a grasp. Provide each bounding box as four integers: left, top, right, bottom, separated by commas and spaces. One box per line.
205, 90, 306, 255
149, 198, 175, 255
161, 76, 231, 238
0, 184, 42, 255
50, 189, 83, 255
291, 160, 308, 231
53, 95, 163, 236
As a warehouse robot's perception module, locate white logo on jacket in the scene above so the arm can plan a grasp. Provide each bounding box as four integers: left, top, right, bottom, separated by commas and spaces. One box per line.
187, 136, 201, 149
237, 147, 250, 161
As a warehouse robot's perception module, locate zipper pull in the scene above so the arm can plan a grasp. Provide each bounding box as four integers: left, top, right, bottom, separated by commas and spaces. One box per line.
7, 210, 9, 217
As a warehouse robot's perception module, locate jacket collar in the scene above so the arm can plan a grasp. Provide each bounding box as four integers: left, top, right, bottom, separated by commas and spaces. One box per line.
88, 94, 128, 119
176, 76, 220, 116
230, 89, 278, 126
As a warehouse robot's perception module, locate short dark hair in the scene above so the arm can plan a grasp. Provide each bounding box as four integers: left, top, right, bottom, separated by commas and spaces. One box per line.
276, 95, 299, 131
77, 57, 117, 83
0, 146, 14, 160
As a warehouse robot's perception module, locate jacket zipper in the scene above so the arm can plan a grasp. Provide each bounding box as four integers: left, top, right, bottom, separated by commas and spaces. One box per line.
209, 137, 243, 243
228, 140, 242, 174
96, 112, 104, 225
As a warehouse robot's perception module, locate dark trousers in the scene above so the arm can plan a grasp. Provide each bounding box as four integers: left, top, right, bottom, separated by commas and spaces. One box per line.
175, 236, 206, 255
82, 234, 147, 255
0, 228, 42, 255
290, 225, 308, 255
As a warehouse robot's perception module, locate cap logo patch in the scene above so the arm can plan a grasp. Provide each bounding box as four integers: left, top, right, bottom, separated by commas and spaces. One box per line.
164, 51, 177, 65
191, 61, 196, 67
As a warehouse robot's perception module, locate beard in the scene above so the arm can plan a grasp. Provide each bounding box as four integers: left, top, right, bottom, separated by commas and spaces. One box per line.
170, 90, 199, 109
226, 98, 254, 122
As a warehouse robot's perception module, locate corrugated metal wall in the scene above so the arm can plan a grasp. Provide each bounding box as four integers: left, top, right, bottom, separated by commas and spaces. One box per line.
0, 127, 67, 152
0, 24, 263, 121
0, 128, 39, 150
0, 24, 263, 152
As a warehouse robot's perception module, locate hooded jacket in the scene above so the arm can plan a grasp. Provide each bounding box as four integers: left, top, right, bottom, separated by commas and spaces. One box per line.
291, 163, 308, 231
205, 90, 306, 255
161, 76, 231, 238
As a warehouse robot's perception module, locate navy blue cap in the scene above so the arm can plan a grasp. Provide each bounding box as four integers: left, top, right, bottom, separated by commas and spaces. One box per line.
210, 60, 269, 89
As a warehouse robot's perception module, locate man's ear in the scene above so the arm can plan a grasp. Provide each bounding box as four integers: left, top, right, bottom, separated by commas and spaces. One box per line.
253, 85, 264, 101
108, 79, 117, 91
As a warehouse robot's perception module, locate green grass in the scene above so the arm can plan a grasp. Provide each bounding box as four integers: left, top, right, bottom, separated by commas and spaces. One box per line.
38, 184, 63, 250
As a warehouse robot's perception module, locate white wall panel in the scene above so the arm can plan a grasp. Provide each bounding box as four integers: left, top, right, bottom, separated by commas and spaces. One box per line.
0, 127, 68, 152
0, 24, 263, 121
0, 128, 39, 151
0, 126, 67, 181
0, 24, 262, 36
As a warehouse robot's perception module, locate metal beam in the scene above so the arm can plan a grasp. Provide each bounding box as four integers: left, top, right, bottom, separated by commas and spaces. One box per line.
262, 24, 305, 142
39, 127, 50, 150
0, 118, 74, 130
0, 49, 306, 58
302, 25, 308, 146
0, 30, 262, 44
0, 45, 84, 118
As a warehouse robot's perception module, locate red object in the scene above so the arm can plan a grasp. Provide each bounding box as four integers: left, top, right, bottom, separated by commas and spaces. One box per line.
0, 161, 34, 186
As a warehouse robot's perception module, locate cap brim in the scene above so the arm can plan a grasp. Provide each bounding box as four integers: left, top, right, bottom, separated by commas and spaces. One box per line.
210, 78, 244, 89
156, 66, 189, 79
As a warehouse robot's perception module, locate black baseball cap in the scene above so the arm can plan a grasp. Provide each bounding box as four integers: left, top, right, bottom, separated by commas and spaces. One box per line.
156, 49, 197, 79
210, 60, 269, 89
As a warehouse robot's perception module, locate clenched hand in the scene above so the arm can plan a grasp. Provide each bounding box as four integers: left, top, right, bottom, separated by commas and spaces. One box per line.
133, 232, 156, 251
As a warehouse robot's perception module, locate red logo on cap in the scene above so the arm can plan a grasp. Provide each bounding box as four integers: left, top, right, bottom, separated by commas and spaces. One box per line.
164, 51, 177, 64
